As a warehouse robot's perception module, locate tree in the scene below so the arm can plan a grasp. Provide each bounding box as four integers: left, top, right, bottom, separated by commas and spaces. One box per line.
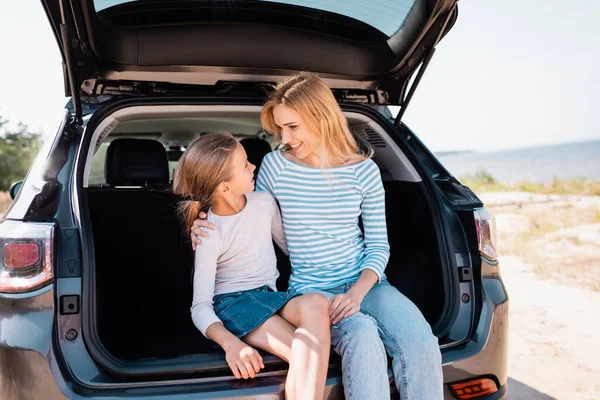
0, 114, 43, 191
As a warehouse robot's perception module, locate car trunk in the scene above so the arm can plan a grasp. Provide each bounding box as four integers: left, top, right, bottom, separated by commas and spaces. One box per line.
87, 181, 446, 362
79, 103, 452, 374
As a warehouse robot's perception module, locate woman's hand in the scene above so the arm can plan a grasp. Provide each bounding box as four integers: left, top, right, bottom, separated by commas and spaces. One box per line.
190, 211, 217, 250
329, 270, 379, 324
329, 291, 364, 325
222, 339, 265, 379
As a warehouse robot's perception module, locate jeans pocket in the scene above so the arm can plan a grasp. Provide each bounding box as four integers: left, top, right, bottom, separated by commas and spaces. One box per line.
214, 292, 242, 313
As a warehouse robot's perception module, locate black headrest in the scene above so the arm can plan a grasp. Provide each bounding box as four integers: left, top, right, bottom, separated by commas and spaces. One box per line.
105, 138, 170, 186
240, 138, 272, 178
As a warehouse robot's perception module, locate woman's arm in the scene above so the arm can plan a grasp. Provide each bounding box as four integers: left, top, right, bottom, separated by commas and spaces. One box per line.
329, 269, 379, 324
329, 161, 390, 324
190, 212, 216, 249
356, 162, 390, 281
190, 153, 281, 249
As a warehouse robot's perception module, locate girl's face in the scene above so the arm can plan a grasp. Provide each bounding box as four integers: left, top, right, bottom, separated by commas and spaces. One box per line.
273, 105, 321, 164
222, 143, 256, 196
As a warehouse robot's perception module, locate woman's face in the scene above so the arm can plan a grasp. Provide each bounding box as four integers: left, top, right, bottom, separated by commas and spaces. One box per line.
273, 105, 321, 164
223, 143, 256, 196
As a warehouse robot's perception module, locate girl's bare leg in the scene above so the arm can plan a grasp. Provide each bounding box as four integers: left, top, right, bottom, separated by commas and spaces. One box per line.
244, 294, 331, 400
243, 314, 297, 397
279, 294, 331, 399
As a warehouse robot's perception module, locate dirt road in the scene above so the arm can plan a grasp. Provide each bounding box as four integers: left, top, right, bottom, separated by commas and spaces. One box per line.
482, 192, 600, 399
502, 255, 600, 399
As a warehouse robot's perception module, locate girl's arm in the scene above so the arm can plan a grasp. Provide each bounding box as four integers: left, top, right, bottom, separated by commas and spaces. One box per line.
205, 323, 265, 380
191, 232, 264, 379
268, 194, 289, 256
190, 234, 222, 335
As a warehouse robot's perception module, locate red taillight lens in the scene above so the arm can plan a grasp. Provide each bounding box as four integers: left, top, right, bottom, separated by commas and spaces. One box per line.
449, 378, 498, 399
3, 242, 40, 269
474, 208, 498, 260
0, 221, 54, 293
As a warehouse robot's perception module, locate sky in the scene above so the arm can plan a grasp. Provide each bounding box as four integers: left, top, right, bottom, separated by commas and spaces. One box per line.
0, 0, 598, 152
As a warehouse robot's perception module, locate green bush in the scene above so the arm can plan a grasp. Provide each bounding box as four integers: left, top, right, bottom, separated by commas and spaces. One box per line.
460, 169, 600, 196
0, 115, 42, 191
473, 168, 497, 185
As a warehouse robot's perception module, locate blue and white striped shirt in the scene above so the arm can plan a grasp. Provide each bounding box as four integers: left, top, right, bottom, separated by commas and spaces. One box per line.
256, 150, 390, 292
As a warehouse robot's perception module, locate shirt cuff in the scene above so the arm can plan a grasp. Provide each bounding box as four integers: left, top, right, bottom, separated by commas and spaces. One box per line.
360, 265, 384, 283
199, 317, 223, 338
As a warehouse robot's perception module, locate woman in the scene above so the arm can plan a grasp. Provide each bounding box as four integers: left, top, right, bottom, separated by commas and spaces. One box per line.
191, 72, 443, 399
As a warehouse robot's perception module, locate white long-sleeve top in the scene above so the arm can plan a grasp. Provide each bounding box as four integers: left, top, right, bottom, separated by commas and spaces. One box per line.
190, 191, 288, 337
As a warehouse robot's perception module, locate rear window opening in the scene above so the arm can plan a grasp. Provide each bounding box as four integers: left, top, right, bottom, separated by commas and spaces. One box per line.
75, 103, 456, 378
93, 0, 423, 39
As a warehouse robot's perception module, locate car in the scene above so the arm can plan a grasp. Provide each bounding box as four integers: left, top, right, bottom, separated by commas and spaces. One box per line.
0, 0, 508, 399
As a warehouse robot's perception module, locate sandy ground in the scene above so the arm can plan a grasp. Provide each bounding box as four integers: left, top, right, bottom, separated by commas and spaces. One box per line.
502, 256, 600, 399
480, 192, 600, 400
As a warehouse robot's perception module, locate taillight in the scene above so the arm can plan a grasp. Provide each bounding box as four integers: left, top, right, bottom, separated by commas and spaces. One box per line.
0, 221, 54, 293
449, 378, 498, 399
474, 208, 498, 260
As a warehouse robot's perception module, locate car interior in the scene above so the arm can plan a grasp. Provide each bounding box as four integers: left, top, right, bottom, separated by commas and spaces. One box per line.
83, 106, 445, 361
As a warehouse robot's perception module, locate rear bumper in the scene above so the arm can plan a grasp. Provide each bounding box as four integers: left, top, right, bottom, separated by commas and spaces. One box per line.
442, 274, 509, 383
1, 266, 508, 400
0, 286, 67, 400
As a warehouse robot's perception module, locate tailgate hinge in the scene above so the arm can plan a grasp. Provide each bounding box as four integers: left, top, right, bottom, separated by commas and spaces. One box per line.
394, 3, 458, 126
59, 0, 84, 125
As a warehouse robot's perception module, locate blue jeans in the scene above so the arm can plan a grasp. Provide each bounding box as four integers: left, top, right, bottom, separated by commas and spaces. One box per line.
302, 279, 443, 400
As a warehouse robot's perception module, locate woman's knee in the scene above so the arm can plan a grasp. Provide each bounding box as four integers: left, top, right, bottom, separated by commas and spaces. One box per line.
390, 325, 440, 362
333, 314, 386, 359
334, 313, 380, 343
417, 331, 441, 360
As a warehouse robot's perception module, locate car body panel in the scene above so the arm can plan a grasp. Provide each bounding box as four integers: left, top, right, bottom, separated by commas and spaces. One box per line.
0, 256, 507, 399
41, 0, 457, 107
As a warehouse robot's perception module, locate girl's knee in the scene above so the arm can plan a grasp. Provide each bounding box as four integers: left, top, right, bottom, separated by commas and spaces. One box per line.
299, 293, 329, 315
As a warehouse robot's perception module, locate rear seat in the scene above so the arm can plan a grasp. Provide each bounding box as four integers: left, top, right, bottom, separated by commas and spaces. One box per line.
104, 138, 171, 187
87, 139, 210, 359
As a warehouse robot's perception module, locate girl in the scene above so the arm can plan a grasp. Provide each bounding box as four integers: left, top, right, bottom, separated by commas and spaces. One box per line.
173, 132, 330, 399
191, 73, 444, 399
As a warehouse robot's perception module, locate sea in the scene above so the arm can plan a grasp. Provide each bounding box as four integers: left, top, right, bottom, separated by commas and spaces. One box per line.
435, 139, 600, 184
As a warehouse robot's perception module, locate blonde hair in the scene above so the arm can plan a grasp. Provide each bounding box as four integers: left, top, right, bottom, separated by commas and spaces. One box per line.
261, 72, 372, 169
172, 132, 238, 235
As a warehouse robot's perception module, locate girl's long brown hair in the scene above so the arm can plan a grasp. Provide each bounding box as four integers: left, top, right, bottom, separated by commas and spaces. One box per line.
261, 72, 373, 169
172, 132, 238, 235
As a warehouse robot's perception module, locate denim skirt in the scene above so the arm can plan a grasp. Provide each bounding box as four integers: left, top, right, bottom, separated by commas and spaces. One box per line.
213, 285, 300, 338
